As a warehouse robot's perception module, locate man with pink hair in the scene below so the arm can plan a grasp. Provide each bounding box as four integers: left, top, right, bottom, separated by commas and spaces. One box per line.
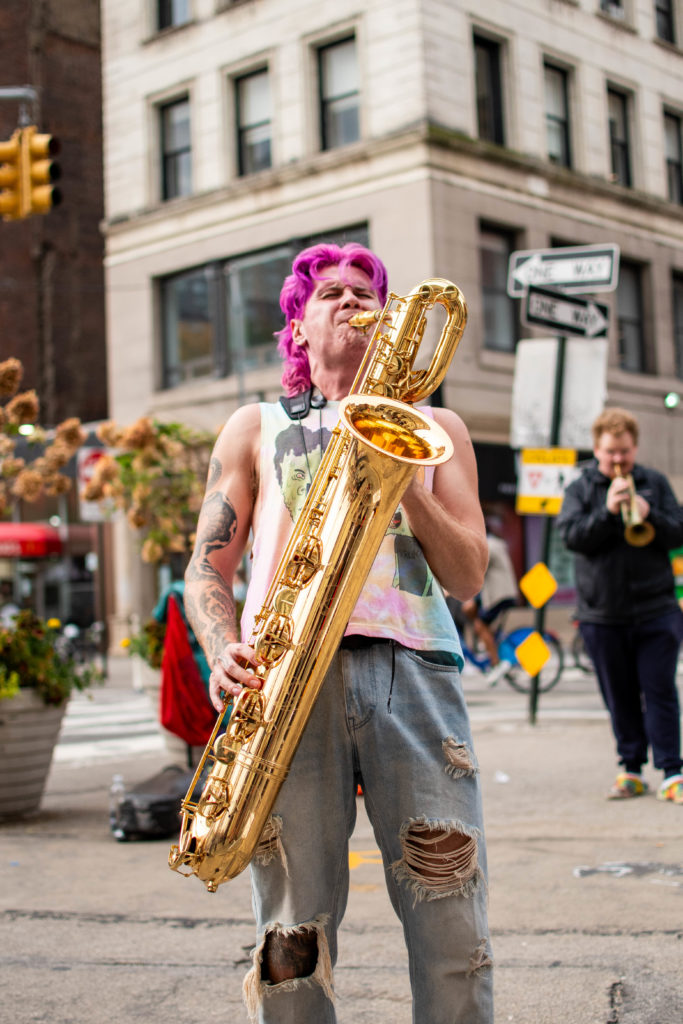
184, 242, 493, 1023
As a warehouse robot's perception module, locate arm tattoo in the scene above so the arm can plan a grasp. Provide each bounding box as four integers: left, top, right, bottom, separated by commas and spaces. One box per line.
185, 489, 240, 662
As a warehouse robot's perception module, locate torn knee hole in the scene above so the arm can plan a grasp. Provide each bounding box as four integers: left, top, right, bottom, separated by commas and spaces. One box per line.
392, 819, 482, 900
443, 737, 477, 778
261, 927, 318, 984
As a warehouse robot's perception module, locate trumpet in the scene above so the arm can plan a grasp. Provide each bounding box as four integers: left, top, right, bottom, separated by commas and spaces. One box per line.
613, 463, 655, 547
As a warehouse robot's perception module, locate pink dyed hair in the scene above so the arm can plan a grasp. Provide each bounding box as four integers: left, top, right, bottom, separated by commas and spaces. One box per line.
276, 242, 388, 395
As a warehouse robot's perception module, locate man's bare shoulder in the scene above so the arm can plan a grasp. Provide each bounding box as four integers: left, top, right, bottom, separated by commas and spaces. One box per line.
431, 407, 473, 447
213, 403, 261, 464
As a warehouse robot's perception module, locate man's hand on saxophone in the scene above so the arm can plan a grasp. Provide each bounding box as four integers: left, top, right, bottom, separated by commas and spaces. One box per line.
209, 641, 261, 712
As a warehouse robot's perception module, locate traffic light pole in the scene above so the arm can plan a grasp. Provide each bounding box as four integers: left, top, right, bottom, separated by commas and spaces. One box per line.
0, 86, 38, 126
529, 334, 567, 724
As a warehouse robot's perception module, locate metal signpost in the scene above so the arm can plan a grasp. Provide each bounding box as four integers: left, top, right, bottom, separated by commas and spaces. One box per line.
508, 243, 620, 721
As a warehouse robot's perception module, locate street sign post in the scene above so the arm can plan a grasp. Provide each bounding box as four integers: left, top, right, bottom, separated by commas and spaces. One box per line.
523, 285, 610, 338
507, 243, 620, 298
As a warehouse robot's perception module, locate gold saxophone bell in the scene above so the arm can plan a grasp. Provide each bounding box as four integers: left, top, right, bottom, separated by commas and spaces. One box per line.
169, 278, 467, 891
614, 463, 655, 547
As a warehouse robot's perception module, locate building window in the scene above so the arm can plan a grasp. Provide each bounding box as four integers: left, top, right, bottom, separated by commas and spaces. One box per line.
480, 226, 517, 352
607, 87, 631, 187
235, 69, 272, 176
655, 0, 676, 42
544, 63, 571, 168
225, 249, 293, 374
162, 267, 216, 387
318, 36, 360, 151
159, 225, 369, 388
673, 273, 683, 378
664, 111, 683, 204
600, 0, 626, 19
474, 35, 505, 145
157, 0, 190, 31
616, 261, 646, 372
160, 97, 192, 200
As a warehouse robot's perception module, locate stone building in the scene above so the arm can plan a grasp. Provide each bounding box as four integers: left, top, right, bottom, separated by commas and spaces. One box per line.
100, 0, 683, 622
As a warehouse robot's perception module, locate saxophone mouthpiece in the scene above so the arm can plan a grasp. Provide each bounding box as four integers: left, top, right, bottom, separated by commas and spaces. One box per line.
348, 309, 381, 332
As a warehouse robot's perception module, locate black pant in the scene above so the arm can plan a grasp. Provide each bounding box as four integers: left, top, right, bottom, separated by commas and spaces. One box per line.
580, 610, 683, 776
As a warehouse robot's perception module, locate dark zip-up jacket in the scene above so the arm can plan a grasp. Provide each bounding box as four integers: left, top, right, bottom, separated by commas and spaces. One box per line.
556, 461, 683, 625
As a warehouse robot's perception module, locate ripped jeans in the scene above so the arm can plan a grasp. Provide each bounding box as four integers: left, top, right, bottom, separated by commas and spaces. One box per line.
244, 641, 494, 1024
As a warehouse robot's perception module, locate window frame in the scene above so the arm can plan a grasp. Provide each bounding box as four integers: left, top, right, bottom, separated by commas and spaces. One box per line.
654, 0, 676, 43
234, 67, 273, 177
479, 223, 519, 353
544, 61, 572, 168
159, 94, 192, 201
664, 110, 683, 204
473, 33, 505, 146
616, 260, 648, 373
607, 86, 632, 187
673, 272, 683, 379
317, 35, 361, 152
156, 0, 191, 32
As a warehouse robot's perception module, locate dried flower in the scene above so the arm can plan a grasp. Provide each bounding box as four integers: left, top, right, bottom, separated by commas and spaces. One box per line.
96, 420, 123, 447
11, 468, 44, 501
0, 358, 23, 399
5, 389, 40, 425
120, 417, 157, 450
55, 417, 87, 449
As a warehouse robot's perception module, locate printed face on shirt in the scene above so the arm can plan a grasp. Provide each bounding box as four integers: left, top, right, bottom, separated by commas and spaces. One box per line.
593, 430, 638, 478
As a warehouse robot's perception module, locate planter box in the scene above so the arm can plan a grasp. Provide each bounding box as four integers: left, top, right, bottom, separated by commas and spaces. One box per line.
0, 689, 67, 818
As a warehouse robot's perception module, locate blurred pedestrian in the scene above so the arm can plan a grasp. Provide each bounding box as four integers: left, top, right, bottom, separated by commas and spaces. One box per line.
557, 407, 683, 804
0, 580, 20, 629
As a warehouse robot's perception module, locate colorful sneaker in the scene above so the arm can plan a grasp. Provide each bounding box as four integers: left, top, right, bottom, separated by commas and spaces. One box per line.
606, 772, 649, 800
657, 774, 683, 803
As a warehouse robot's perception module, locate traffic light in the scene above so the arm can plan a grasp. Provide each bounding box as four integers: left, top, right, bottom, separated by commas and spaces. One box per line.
0, 126, 61, 221
0, 129, 23, 220
20, 126, 62, 216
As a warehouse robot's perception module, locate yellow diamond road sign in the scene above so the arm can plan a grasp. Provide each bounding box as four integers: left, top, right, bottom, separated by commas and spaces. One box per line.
519, 562, 558, 609
515, 631, 552, 677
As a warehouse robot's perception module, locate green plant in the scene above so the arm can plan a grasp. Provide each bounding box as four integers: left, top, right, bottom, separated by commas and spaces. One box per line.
0, 610, 103, 706
120, 617, 166, 669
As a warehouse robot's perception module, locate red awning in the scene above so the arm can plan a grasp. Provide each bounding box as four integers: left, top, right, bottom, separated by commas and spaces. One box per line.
0, 523, 63, 558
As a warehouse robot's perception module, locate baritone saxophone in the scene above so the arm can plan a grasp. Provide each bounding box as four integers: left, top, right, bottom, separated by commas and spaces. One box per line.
169, 278, 467, 891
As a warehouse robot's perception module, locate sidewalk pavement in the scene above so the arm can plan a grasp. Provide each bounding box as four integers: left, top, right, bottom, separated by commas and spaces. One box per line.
2, 656, 682, 1024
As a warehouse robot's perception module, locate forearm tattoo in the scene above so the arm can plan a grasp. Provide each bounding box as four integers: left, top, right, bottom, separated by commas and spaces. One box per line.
185, 487, 240, 663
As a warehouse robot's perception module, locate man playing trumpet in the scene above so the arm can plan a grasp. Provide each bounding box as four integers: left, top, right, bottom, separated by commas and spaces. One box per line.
558, 407, 683, 802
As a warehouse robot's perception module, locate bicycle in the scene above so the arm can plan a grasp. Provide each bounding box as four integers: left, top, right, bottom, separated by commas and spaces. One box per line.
458, 609, 564, 693
569, 615, 594, 673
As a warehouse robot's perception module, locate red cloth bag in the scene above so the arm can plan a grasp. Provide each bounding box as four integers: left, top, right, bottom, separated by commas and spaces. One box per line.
159, 595, 215, 746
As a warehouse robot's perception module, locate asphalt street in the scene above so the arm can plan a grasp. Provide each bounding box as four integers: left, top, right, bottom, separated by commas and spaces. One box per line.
1, 655, 682, 1024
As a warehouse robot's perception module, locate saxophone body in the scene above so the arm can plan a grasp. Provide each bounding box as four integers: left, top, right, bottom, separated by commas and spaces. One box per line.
169, 279, 467, 891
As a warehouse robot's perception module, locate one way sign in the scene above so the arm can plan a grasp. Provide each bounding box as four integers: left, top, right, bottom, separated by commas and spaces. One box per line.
507, 243, 620, 297
524, 286, 610, 338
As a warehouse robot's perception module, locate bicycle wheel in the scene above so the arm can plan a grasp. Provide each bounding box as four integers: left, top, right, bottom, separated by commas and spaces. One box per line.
571, 629, 594, 673
504, 632, 564, 694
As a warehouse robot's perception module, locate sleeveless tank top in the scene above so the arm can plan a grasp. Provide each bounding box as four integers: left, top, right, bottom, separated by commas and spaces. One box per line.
241, 400, 463, 666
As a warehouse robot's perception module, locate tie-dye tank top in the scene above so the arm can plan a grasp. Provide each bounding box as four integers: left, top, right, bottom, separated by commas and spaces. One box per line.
240, 400, 463, 666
